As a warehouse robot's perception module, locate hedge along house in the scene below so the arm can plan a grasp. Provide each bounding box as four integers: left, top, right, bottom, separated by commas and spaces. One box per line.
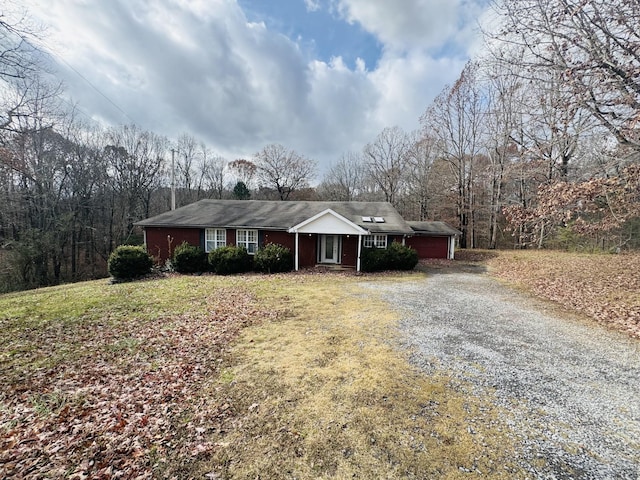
134, 199, 460, 271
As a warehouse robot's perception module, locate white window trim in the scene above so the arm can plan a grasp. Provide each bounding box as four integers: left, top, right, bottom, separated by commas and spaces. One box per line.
236, 229, 259, 254
205, 228, 227, 253
363, 234, 387, 249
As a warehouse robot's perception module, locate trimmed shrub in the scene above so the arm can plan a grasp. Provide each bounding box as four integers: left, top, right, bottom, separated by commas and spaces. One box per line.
361, 242, 418, 272
172, 242, 207, 273
108, 245, 153, 280
254, 243, 293, 273
361, 246, 390, 272
208, 245, 252, 275
387, 241, 419, 270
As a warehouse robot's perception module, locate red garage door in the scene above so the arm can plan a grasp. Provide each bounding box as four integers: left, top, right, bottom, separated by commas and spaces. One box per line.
405, 236, 449, 259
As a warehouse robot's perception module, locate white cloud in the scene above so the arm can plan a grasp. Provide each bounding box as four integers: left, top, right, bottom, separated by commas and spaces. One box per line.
304, 0, 322, 12
335, 0, 487, 56
306, 56, 379, 151
369, 52, 466, 131
335, 0, 458, 51
21, 0, 489, 171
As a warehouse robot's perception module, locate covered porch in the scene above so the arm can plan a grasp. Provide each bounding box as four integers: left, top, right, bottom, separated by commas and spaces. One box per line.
288, 209, 369, 272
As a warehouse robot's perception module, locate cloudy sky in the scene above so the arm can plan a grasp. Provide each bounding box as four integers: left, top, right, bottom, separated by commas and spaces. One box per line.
22, 0, 489, 172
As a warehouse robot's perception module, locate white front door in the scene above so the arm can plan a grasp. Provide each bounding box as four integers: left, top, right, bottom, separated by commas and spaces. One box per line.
320, 235, 341, 264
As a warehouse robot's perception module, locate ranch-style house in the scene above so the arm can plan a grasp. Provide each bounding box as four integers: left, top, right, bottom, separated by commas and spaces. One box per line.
135, 200, 460, 272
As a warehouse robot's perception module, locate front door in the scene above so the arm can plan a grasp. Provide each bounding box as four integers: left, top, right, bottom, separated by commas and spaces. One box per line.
320, 235, 341, 264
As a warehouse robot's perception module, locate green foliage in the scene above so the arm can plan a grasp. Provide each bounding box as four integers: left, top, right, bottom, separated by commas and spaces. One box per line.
622, 217, 640, 250
171, 242, 207, 273
233, 181, 251, 200
0, 244, 39, 293
107, 245, 153, 280
387, 241, 419, 270
361, 242, 418, 272
361, 247, 389, 272
549, 225, 583, 251
208, 246, 252, 275
548, 219, 640, 253
254, 243, 293, 273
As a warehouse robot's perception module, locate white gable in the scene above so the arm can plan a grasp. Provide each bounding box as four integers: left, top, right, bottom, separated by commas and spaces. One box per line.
288, 209, 368, 235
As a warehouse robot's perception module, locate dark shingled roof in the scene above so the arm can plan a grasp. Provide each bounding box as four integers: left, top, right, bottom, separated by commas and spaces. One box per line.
135, 200, 415, 234
407, 221, 461, 236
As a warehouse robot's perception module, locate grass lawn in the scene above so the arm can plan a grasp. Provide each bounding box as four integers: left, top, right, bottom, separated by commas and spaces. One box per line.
0, 272, 519, 479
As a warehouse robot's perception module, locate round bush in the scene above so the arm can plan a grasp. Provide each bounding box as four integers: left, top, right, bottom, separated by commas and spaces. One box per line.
208, 245, 252, 275
387, 242, 419, 270
361, 247, 390, 272
172, 242, 207, 273
108, 245, 153, 280
254, 243, 293, 273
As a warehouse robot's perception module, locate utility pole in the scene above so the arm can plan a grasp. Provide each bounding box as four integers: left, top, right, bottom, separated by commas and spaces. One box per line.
171, 148, 176, 210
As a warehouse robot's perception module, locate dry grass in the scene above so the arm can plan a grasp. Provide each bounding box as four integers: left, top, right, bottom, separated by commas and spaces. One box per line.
194, 274, 521, 479
486, 250, 640, 338
0, 272, 523, 479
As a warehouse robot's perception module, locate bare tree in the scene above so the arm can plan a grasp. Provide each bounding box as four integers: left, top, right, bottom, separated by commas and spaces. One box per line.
60, 118, 112, 279
0, 73, 74, 288
404, 132, 437, 220
254, 144, 316, 200
174, 133, 199, 206
104, 124, 168, 246
227, 158, 256, 200
363, 126, 411, 207
480, 64, 527, 248
318, 151, 365, 201
489, 0, 640, 157
421, 62, 486, 248
201, 151, 227, 200
228, 158, 257, 189
0, 4, 54, 134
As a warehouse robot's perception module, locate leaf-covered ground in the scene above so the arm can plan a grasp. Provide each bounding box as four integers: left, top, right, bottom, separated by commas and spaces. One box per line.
8, 249, 633, 479
483, 251, 640, 338
0, 272, 520, 479
0, 276, 277, 479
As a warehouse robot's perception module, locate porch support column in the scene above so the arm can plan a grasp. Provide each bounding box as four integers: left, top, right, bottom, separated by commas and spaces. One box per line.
295, 231, 300, 271
356, 234, 362, 272
449, 235, 455, 260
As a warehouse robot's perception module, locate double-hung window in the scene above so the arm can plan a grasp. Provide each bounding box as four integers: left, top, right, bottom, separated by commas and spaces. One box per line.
363, 234, 387, 249
205, 228, 226, 253
236, 229, 258, 254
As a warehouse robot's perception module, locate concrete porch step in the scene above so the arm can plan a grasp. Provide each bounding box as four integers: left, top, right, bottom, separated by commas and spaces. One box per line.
314, 264, 355, 271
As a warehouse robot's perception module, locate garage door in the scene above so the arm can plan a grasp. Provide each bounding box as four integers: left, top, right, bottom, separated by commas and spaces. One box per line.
405, 236, 449, 259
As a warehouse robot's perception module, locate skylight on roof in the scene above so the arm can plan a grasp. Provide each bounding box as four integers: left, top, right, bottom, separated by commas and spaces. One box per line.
374, 217, 385, 223
362, 216, 372, 222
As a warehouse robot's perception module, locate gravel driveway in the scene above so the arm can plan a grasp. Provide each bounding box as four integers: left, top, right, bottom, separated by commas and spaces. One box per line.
372, 268, 640, 479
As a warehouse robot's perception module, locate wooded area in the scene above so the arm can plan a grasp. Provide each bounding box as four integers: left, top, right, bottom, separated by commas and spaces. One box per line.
1, 0, 639, 292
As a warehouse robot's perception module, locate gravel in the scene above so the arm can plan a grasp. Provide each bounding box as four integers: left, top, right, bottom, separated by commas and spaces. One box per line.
367, 269, 640, 479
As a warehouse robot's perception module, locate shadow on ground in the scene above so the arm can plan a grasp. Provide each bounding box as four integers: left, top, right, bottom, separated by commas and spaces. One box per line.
416, 249, 499, 275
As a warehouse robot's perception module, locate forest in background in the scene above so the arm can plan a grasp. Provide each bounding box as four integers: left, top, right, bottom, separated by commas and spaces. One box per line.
1, 0, 639, 292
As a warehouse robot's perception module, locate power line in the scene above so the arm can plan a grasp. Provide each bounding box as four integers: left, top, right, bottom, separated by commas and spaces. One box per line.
30, 36, 137, 125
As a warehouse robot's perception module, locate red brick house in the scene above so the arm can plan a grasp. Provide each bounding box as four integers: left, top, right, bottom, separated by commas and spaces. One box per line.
135, 200, 460, 271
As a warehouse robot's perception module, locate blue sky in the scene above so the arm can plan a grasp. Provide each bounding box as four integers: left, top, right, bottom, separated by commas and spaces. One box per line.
238, 0, 382, 69
20, 0, 490, 175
